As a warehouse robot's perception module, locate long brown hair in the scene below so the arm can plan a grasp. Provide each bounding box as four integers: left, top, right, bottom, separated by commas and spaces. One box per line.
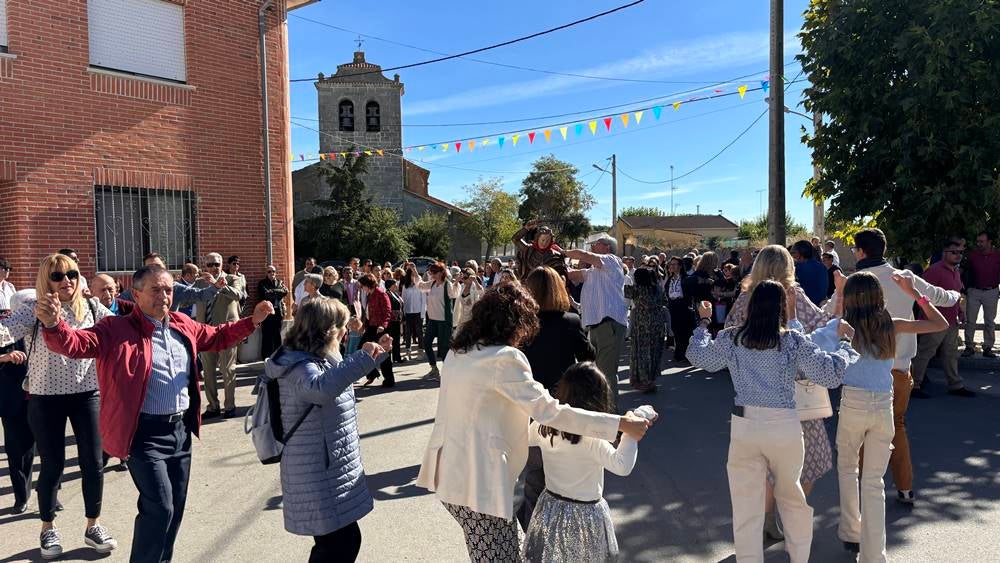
842, 272, 896, 360
522, 266, 570, 313
450, 281, 539, 351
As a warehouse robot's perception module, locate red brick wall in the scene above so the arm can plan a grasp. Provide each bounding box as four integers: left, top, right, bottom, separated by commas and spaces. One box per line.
0, 0, 295, 303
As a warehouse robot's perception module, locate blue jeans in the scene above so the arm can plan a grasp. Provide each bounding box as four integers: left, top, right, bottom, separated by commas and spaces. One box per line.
126, 416, 192, 563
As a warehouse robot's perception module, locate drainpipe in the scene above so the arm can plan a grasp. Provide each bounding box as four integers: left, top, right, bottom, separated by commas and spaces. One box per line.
258, 0, 275, 266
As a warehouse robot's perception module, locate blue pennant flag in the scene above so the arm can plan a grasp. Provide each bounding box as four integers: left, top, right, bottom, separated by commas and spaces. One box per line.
652, 106, 662, 120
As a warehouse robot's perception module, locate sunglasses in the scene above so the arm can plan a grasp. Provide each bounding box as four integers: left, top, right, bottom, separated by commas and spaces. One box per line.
206, 262, 221, 268
49, 270, 80, 282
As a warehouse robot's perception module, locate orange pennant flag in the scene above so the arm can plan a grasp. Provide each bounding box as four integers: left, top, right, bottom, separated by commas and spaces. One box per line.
673, 101, 682, 110
634, 110, 644, 124
588, 121, 597, 135
559, 127, 568, 140
468, 140, 476, 152
512, 134, 521, 146
319, 153, 326, 161
543, 130, 551, 142
376, 149, 384, 156
738, 85, 748, 99
621, 113, 630, 127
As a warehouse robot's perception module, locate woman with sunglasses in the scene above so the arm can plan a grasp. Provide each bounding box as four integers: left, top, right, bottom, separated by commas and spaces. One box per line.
0, 254, 117, 558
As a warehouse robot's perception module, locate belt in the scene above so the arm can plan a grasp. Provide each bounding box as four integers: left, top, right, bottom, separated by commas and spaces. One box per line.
139, 411, 186, 423
544, 489, 601, 505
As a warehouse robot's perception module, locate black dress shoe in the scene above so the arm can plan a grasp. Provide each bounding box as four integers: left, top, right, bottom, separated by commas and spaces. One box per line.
223, 409, 236, 419
843, 541, 860, 554
54, 500, 64, 512
948, 387, 976, 398
12, 500, 28, 514
202, 409, 221, 419
381, 381, 396, 388
910, 387, 931, 399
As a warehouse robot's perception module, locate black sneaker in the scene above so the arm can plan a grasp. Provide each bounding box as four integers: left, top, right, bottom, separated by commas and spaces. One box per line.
984, 350, 997, 358
40, 529, 62, 560
84, 524, 118, 553
910, 387, 931, 399
897, 490, 916, 505
202, 408, 221, 419
948, 387, 976, 398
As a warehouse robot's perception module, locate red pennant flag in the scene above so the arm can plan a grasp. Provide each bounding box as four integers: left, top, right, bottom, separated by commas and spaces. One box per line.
528, 132, 536, 144
456, 142, 462, 153
603, 117, 612, 131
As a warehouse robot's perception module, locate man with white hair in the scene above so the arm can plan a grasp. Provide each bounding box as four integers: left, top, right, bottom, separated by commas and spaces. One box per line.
565, 234, 628, 412
196, 253, 247, 419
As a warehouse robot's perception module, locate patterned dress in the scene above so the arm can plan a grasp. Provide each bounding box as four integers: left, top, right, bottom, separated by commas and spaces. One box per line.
725, 285, 834, 483
625, 284, 667, 391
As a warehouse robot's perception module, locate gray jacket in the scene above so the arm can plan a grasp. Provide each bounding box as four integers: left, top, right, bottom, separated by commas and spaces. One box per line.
262, 346, 377, 536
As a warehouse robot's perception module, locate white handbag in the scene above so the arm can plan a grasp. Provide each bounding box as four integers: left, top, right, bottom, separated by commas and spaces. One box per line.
794, 380, 833, 421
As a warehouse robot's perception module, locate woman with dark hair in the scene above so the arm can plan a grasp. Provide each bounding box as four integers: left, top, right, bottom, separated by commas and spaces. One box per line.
384, 279, 404, 364
358, 274, 395, 388
262, 297, 390, 562
400, 266, 424, 361
687, 280, 857, 563
416, 282, 653, 561
516, 266, 596, 528
257, 265, 288, 360
665, 257, 694, 364
626, 266, 667, 392
417, 262, 460, 378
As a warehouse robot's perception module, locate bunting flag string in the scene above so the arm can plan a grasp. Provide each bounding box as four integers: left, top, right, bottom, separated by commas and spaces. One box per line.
290, 78, 788, 163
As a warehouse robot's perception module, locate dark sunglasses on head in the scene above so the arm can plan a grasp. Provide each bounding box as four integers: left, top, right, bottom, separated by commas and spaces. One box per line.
206, 262, 221, 268
49, 270, 80, 282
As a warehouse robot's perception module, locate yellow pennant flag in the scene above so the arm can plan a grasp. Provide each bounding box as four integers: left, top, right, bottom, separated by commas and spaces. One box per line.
442, 143, 449, 152
512, 134, 520, 146
621, 113, 630, 127
673, 101, 682, 110
634, 110, 644, 124
559, 126, 568, 140
417, 146, 425, 151
544, 130, 552, 142
364, 150, 372, 156
588, 121, 597, 135
289, 153, 295, 161
469, 140, 476, 152
376, 149, 384, 156
738, 85, 748, 99
340, 152, 347, 158
482, 139, 490, 146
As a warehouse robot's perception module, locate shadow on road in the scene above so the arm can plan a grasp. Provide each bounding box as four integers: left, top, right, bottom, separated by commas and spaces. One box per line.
366, 464, 429, 502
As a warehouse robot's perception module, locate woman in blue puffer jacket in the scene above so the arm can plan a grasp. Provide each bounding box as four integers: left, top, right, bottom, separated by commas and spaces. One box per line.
262, 297, 391, 562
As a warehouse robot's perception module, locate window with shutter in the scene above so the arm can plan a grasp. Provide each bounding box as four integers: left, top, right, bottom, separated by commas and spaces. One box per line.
88, 0, 186, 82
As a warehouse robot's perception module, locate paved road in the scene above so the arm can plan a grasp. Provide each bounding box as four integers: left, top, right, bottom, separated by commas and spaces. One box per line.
1, 352, 998, 562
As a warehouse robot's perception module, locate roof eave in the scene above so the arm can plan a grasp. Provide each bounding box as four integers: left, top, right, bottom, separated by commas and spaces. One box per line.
287, 0, 320, 11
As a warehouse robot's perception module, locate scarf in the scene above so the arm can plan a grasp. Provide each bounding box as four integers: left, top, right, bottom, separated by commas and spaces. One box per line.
855, 256, 888, 271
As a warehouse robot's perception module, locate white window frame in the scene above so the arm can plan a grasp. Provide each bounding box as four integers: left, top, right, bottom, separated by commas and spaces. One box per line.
88, 0, 187, 82
0, 0, 9, 52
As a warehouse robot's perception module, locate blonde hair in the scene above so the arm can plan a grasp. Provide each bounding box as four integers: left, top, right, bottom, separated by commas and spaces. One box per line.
323, 266, 339, 282
36, 254, 87, 322
741, 245, 797, 293
696, 251, 720, 275
283, 297, 350, 357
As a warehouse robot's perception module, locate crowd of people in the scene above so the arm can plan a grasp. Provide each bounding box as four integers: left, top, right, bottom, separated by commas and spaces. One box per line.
0, 222, 996, 562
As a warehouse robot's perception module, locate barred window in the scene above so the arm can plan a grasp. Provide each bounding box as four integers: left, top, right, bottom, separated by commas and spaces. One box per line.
94, 186, 197, 272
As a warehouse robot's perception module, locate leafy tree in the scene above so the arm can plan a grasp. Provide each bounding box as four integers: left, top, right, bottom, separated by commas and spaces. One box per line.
590, 224, 611, 234
619, 206, 667, 217
354, 207, 413, 263
737, 213, 807, 242
406, 211, 451, 259
459, 178, 521, 261
518, 156, 595, 239
704, 236, 722, 250
799, 0, 1000, 260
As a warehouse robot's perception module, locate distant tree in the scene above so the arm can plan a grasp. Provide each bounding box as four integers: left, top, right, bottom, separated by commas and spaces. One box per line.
556, 211, 592, 248
619, 206, 667, 218
590, 224, 612, 234
704, 236, 722, 250
800, 0, 1000, 260
518, 156, 595, 239
355, 207, 413, 263
406, 211, 451, 260
459, 177, 521, 261
737, 213, 807, 242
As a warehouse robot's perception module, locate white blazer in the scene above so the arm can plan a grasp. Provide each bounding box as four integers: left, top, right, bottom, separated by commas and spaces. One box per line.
416, 345, 620, 520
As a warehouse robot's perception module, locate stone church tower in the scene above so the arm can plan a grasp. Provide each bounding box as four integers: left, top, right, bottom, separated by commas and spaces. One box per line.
316, 51, 404, 210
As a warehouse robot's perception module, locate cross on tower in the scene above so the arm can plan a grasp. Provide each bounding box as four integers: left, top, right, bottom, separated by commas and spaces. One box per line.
355, 35, 364, 51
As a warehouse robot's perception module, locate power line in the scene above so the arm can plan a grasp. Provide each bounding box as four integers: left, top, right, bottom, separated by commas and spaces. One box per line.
290, 11, 731, 86
289, 0, 646, 82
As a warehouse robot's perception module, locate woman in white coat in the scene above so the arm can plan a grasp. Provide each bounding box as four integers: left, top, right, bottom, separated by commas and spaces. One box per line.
416, 281, 653, 561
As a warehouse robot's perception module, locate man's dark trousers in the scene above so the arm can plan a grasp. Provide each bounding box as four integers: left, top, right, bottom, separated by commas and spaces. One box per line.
127, 414, 192, 563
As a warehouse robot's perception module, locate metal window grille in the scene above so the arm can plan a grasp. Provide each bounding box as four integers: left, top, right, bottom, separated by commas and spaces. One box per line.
94, 186, 198, 272
339, 100, 355, 131
366, 101, 380, 132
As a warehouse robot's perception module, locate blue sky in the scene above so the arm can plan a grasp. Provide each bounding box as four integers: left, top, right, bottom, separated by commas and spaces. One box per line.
287, 0, 816, 229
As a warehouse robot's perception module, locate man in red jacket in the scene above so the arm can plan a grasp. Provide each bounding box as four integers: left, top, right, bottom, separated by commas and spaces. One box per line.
37, 265, 273, 563
359, 273, 395, 387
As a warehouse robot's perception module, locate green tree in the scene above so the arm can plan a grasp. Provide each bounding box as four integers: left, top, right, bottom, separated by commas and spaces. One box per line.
354, 207, 413, 263
799, 0, 1000, 260
459, 177, 520, 261
737, 213, 807, 242
406, 211, 451, 259
518, 155, 595, 239
619, 206, 667, 217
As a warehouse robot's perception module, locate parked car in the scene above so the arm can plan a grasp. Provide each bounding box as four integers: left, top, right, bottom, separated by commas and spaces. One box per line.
394, 256, 439, 275
318, 259, 348, 271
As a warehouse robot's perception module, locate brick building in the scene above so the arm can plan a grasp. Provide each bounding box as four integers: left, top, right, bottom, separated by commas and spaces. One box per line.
292, 51, 483, 262
0, 0, 311, 295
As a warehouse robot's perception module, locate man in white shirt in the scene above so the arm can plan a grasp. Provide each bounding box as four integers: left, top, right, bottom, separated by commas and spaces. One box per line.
566, 235, 628, 412
823, 240, 841, 267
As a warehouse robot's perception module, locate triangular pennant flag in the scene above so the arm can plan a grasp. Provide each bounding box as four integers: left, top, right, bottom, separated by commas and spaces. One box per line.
376, 149, 384, 156
588, 121, 597, 135
603, 117, 612, 131
714, 89, 723, 93
364, 150, 372, 156
761, 80, 769, 93
299, 154, 304, 161
673, 101, 682, 110
782, 75, 789, 84
352, 152, 360, 157
528, 132, 536, 144
738, 85, 748, 99
543, 130, 551, 142
340, 152, 347, 158
468, 140, 476, 152
559, 127, 568, 140
290, 153, 294, 161
319, 153, 326, 161
455, 142, 462, 153
652, 106, 663, 119
441, 143, 449, 152
634, 111, 644, 124
512, 134, 520, 146
482, 139, 490, 146
621, 113, 630, 127
405, 147, 412, 153
330, 153, 336, 160
499, 136, 505, 148
575, 123, 584, 136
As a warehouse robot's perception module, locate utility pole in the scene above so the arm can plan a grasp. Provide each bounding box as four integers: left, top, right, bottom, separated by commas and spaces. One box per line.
811, 111, 824, 239
768, 0, 786, 244
611, 154, 617, 228
670, 164, 676, 216
696, 204, 700, 215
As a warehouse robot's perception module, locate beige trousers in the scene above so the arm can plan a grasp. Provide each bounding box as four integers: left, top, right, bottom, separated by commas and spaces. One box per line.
727, 407, 813, 563
201, 346, 238, 411
837, 386, 894, 563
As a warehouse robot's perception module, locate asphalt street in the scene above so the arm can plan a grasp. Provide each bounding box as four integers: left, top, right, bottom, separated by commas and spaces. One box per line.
1, 350, 998, 562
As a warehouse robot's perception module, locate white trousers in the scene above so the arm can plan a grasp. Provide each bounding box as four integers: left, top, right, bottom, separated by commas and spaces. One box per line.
727, 407, 813, 563
837, 386, 895, 563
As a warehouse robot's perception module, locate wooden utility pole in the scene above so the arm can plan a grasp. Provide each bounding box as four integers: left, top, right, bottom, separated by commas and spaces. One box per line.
768, 0, 786, 244
811, 111, 824, 239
